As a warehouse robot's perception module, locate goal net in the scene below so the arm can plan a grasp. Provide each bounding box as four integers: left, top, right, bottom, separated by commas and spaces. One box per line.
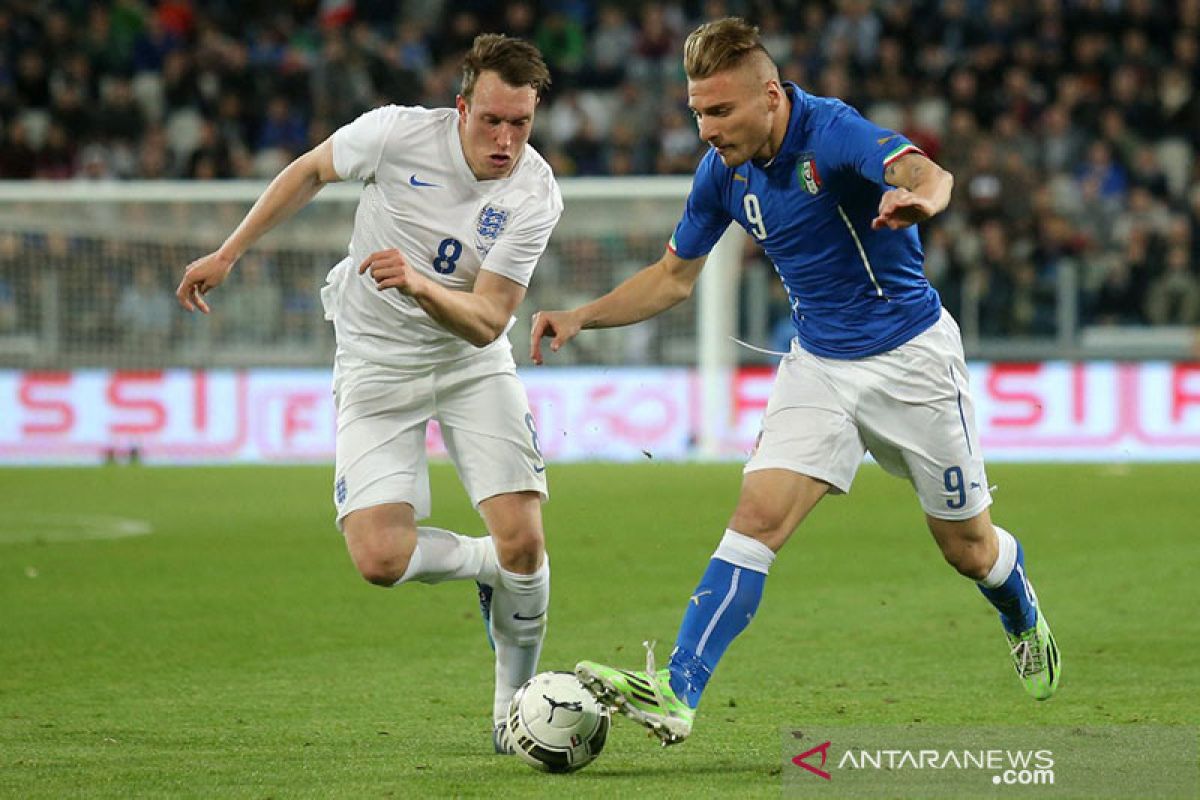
0, 178, 735, 371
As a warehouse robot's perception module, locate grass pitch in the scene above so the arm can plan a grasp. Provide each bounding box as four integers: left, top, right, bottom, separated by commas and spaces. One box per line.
1, 462, 1197, 798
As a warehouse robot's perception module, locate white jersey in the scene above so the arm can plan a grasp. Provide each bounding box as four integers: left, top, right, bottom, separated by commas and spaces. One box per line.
322, 105, 563, 367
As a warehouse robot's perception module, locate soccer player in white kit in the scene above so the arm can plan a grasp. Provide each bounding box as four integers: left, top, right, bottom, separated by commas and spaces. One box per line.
176, 35, 561, 753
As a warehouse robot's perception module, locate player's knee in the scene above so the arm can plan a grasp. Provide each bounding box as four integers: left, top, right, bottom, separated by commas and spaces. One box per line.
355, 552, 410, 586
928, 514, 996, 581
940, 541, 991, 581
728, 506, 788, 550
343, 511, 418, 586
347, 538, 412, 586
494, 529, 544, 574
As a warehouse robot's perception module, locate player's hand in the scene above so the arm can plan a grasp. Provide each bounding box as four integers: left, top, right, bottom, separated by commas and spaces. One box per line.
359, 248, 431, 297
176, 251, 235, 313
872, 188, 935, 230
530, 309, 581, 365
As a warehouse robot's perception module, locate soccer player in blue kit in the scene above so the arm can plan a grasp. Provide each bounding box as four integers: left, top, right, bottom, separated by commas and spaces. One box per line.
530, 17, 1060, 745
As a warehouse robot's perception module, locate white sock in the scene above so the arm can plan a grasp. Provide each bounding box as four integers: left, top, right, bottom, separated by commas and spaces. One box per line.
488, 556, 550, 724
712, 528, 777, 573
979, 525, 1018, 589
395, 527, 498, 586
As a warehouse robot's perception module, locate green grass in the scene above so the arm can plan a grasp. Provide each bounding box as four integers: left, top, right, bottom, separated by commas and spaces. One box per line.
1, 463, 1197, 798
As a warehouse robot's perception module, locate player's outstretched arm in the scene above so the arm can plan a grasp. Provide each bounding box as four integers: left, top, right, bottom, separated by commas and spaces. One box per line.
530, 249, 705, 364
176, 138, 341, 313
871, 153, 953, 231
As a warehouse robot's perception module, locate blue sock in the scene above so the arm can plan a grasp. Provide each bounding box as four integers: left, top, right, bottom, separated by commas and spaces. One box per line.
667, 557, 766, 709
977, 533, 1039, 635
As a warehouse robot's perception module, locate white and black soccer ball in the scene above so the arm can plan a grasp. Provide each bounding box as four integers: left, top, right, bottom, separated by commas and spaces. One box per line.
507, 671, 610, 773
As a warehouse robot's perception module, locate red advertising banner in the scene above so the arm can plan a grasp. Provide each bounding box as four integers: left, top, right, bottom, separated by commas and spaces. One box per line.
1, 363, 1198, 464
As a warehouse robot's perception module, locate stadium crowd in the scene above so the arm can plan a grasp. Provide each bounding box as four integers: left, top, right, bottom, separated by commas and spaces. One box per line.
1, 0, 1199, 354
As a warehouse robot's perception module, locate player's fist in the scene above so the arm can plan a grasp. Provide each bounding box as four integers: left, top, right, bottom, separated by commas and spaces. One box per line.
359, 248, 429, 297
176, 251, 235, 313
530, 309, 581, 365
871, 188, 935, 230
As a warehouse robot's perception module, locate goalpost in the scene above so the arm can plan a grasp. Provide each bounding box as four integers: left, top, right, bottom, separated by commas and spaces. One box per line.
0, 178, 744, 457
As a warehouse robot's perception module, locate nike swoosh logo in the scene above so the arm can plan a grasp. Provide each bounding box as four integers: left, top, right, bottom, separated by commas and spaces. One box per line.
513, 610, 545, 621
533, 465, 546, 474
733, 174, 748, 183
409, 174, 441, 188
877, 135, 899, 145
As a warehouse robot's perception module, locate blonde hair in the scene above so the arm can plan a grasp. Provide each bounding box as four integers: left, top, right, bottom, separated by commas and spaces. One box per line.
683, 17, 773, 81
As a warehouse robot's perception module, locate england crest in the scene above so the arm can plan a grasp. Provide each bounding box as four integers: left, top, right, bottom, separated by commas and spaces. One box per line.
475, 204, 511, 255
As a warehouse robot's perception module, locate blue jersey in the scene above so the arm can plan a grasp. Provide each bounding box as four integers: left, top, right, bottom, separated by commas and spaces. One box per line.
669, 83, 942, 359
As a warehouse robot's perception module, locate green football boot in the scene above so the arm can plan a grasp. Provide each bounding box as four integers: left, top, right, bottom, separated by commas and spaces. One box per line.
576, 645, 695, 746
1007, 608, 1060, 700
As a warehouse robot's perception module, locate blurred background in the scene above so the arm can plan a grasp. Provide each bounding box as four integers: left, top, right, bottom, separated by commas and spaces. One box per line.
1, 0, 1198, 463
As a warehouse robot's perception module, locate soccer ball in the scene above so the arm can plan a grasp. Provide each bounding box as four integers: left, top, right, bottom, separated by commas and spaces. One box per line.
507, 671, 610, 773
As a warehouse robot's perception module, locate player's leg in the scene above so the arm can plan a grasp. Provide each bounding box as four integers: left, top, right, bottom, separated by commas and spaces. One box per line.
342, 502, 417, 585
577, 469, 831, 745
926, 509, 1059, 700
478, 491, 547, 752
859, 310, 1059, 700
341, 503, 498, 587
333, 361, 498, 589
435, 351, 549, 750
668, 468, 830, 701
577, 348, 865, 744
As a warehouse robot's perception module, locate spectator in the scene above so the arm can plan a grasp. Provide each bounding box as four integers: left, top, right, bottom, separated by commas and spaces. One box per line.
49, 84, 94, 145
222, 256, 282, 344
1091, 258, 1144, 326
116, 264, 173, 346
281, 267, 319, 344
311, 33, 375, 125
588, 5, 635, 89
34, 121, 76, 179
131, 14, 180, 73
0, 119, 36, 179
160, 49, 201, 111
1128, 145, 1171, 201
1157, 67, 1199, 142
826, 0, 882, 69
1145, 246, 1200, 325
14, 49, 51, 108
535, 12, 586, 86
1076, 140, 1129, 205
255, 95, 309, 157
0, 271, 17, 335
393, 20, 433, 74
1, 0, 1200, 345
187, 118, 235, 178
95, 77, 147, 145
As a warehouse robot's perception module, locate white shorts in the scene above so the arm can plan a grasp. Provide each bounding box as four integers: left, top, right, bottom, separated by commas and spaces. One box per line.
745, 309, 992, 520
331, 346, 547, 527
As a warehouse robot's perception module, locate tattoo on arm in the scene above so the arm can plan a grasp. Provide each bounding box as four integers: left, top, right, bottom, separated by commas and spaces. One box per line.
885, 155, 927, 189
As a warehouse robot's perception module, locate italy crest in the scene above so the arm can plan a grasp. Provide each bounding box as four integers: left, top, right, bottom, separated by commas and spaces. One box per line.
797, 156, 822, 195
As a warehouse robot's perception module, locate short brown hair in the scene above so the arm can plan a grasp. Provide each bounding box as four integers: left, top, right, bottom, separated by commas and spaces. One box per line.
460, 34, 551, 100
683, 17, 772, 80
